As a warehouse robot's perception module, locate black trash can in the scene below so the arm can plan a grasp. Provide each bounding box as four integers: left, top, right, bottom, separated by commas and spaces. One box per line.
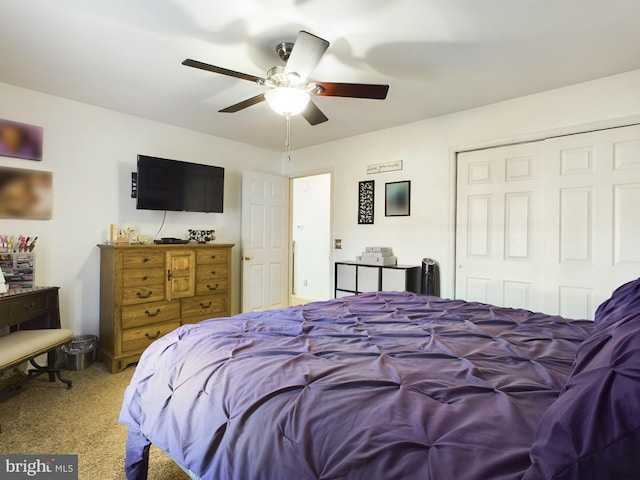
62, 335, 97, 371
421, 258, 440, 297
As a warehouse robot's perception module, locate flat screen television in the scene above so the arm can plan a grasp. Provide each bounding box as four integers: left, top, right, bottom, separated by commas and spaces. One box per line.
136, 155, 224, 213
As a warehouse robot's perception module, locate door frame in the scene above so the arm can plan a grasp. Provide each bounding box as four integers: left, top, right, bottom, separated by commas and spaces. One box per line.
288, 168, 334, 305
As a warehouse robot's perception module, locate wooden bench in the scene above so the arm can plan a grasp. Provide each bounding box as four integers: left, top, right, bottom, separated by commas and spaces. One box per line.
0, 287, 73, 393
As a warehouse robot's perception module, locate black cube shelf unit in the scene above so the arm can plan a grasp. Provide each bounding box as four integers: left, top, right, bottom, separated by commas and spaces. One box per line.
334, 261, 420, 297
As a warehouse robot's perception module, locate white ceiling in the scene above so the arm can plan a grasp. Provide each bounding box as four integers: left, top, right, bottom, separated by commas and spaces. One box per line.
1, 0, 640, 152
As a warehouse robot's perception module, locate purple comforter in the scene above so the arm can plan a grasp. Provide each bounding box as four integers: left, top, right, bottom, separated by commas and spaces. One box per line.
120, 292, 593, 480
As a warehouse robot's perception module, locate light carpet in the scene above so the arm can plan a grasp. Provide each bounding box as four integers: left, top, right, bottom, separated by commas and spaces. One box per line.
0, 361, 189, 479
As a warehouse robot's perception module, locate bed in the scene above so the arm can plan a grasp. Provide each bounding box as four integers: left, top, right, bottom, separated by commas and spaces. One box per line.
120, 279, 640, 480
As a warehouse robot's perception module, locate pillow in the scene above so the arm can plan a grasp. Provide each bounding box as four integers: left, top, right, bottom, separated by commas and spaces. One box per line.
593, 277, 640, 330
523, 280, 640, 479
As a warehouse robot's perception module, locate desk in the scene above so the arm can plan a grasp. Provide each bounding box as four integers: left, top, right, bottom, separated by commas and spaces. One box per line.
0, 286, 61, 332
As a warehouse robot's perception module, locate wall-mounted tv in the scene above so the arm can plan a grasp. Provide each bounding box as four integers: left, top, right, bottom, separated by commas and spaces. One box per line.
136, 155, 224, 213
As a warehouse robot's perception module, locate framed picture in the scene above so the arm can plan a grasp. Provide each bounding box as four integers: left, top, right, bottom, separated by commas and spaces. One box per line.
358, 180, 375, 224
385, 180, 411, 216
0, 167, 53, 219
0, 119, 43, 161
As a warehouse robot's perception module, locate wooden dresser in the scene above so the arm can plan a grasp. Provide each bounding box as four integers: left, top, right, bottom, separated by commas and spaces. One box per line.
97, 243, 234, 373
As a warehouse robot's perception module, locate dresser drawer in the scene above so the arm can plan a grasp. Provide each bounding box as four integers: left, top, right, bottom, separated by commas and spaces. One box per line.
122, 251, 165, 269
122, 267, 165, 287
122, 284, 165, 305
196, 263, 228, 281
121, 320, 180, 353
196, 249, 229, 265
8, 294, 49, 324
121, 300, 180, 329
196, 279, 229, 296
181, 294, 228, 318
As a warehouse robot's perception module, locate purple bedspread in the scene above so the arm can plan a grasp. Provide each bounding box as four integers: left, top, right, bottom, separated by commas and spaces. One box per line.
119, 291, 593, 480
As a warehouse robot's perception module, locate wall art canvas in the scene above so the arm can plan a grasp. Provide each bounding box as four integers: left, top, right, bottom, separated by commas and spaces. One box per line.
385, 180, 411, 216
0, 119, 43, 161
358, 180, 375, 224
0, 167, 53, 219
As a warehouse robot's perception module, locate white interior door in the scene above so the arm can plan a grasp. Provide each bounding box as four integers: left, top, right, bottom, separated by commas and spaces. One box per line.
241, 171, 289, 312
455, 141, 546, 310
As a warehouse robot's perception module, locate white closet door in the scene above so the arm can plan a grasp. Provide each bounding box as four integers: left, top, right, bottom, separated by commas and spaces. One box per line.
455, 142, 546, 310
455, 124, 640, 320
544, 124, 640, 319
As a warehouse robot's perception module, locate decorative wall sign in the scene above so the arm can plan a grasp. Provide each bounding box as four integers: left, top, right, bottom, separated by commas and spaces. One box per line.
366, 160, 403, 175
385, 180, 411, 216
0, 167, 53, 219
358, 180, 375, 224
0, 119, 43, 161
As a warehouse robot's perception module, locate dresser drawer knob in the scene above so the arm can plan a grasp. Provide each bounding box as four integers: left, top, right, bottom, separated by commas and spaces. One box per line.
145, 331, 161, 340
142, 276, 148, 281
207, 283, 219, 291
144, 308, 161, 317
200, 301, 212, 308
143, 257, 149, 263
210, 270, 216, 275
22, 302, 37, 310
136, 291, 153, 299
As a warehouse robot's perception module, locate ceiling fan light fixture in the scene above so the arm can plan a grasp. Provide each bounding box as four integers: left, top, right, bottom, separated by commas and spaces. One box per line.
265, 87, 310, 116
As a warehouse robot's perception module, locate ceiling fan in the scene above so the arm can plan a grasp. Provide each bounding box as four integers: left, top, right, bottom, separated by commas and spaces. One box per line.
182, 31, 389, 126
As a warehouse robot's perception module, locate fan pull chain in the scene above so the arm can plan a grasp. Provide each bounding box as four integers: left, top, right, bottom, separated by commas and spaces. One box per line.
286, 114, 292, 161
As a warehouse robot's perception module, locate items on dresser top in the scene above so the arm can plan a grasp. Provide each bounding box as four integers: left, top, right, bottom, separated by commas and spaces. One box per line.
97, 243, 234, 373
154, 238, 189, 244
355, 246, 397, 266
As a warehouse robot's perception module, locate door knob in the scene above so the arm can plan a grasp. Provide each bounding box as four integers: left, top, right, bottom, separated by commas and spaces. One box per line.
244, 256, 253, 261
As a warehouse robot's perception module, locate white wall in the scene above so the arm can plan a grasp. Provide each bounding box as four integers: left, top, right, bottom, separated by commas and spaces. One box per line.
0, 82, 280, 335
283, 69, 640, 299
3, 68, 640, 335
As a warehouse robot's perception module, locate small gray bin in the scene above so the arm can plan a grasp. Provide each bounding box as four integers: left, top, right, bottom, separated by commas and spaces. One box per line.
62, 335, 97, 371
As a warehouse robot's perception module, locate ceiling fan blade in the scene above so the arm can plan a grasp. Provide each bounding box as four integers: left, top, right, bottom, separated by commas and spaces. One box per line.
302, 100, 329, 126
219, 93, 266, 113
182, 59, 265, 84
314, 82, 389, 100
284, 31, 329, 82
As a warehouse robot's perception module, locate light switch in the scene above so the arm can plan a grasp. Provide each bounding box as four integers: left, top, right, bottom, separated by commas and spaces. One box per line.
334, 239, 342, 249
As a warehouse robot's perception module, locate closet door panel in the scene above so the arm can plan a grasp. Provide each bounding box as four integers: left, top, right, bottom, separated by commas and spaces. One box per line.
544, 124, 640, 318
456, 142, 545, 310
